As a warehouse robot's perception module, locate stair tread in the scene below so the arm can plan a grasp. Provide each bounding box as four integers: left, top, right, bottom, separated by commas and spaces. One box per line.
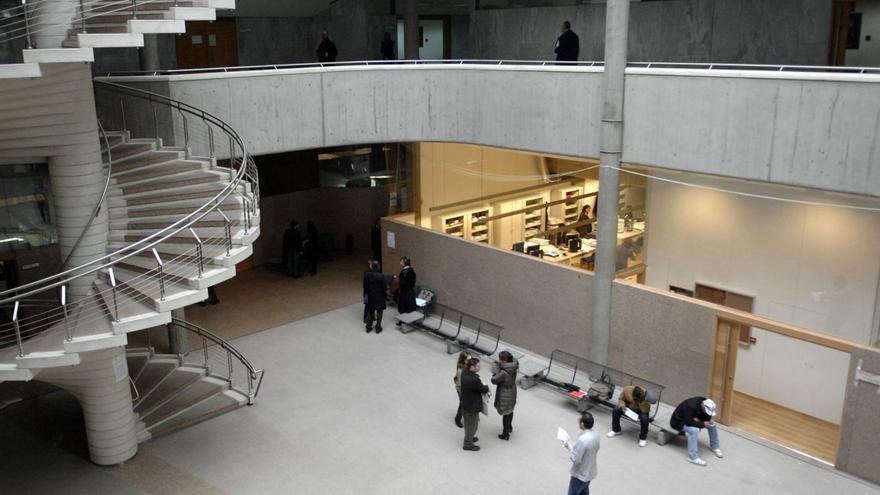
143, 377, 226, 426
133, 360, 177, 397
148, 389, 244, 438
135, 366, 204, 414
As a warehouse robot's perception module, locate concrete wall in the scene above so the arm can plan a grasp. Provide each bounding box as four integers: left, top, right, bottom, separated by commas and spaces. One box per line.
254, 186, 388, 266
470, 0, 831, 65
236, 17, 316, 66
101, 65, 880, 198
847, 0, 880, 67
836, 346, 880, 484
380, 217, 715, 404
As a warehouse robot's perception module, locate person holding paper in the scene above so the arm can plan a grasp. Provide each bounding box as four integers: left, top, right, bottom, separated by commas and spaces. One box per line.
563, 412, 599, 495
670, 396, 723, 466
460, 357, 489, 452
606, 385, 652, 447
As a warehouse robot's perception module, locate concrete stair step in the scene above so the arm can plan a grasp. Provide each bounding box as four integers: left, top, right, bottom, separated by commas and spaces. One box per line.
147, 387, 245, 438
111, 151, 183, 174
86, 13, 165, 24
128, 19, 186, 34
165, 6, 215, 20
142, 376, 227, 427
126, 352, 151, 382
135, 365, 205, 416
82, 24, 131, 34
113, 161, 205, 184
117, 186, 230, 206
92, 1, 192, 13
110, 258, 234, 290
132, 358, 178, 398
119, 170, 224, 194
93, 279, 170, 333
75, 32, 144, 48
101, 267, 207, 312
109, 242, 252, 267
109, 142, 155, 162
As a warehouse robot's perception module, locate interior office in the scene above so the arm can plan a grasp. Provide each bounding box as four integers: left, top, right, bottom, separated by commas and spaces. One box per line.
387, 140, 880, 461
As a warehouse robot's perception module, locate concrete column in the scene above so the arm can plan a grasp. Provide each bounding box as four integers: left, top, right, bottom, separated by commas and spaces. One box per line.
45, 65, 109, 300
590, 0, 630, 365
32, 0, 79, 49
168, 308, 188, 355
403, 0, 419, 60
139, 34, 161, 71
872, 273, 880, 347
40, 346, 138, 465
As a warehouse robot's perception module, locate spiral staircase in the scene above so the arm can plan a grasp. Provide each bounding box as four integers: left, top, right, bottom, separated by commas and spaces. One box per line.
0, 34, 263, 467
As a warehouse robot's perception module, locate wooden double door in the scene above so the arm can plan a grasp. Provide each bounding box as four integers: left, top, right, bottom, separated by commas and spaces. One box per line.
176, 19, 238, 69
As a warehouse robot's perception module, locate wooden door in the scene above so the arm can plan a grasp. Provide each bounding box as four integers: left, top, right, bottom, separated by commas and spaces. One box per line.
176, 19, 238, 69
709, 318, 740, 425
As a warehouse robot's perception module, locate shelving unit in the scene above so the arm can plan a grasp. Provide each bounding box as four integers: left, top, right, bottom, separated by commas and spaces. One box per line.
562, 187, 582, 224
523, 196, 544, 240
442, 214, 465, 238
469, 209, 491, 244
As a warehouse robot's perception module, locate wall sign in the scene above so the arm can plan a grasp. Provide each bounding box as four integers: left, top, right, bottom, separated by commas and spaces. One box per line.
387, 231, 395, 249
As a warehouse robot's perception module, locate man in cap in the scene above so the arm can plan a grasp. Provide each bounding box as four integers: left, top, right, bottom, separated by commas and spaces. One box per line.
670, 396, 723, 466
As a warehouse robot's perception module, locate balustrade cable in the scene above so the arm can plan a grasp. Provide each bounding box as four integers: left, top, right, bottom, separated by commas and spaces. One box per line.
0, 80, 258, 357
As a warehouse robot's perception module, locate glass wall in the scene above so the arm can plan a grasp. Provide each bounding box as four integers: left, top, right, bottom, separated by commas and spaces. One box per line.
0, 163, 56, 253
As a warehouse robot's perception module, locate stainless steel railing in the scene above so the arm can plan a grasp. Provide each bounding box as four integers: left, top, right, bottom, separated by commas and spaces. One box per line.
169, 318, 265, 404
0, 80, 258, 357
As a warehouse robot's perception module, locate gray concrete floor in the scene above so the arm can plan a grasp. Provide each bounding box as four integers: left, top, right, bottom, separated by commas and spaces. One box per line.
2, 303, 879, 494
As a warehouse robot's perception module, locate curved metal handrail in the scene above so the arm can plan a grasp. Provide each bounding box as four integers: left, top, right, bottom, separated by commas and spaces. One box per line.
0, 79, 256, 306
96, 59, 880, 78
170, 318, 265, 404
62, 118, 114, 268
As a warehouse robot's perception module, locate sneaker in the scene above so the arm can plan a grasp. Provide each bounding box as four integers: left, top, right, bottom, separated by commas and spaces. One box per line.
712, 448, 724, 458
463, 445, 480, 451
639, 440, 647, 448
606, 431, 620, 438
688, 457, 707, 466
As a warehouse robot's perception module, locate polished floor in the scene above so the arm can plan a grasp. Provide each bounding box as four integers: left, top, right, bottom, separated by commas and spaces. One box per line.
2, 303, 878, 495
730, 391, 840, 463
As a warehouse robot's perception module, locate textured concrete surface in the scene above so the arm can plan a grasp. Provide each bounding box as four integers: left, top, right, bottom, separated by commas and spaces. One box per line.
470, 0, 831, 65
99, 65, 880, 197
837, 347, 880, 485
3, 304, 878, 494
381, 218, 715, 405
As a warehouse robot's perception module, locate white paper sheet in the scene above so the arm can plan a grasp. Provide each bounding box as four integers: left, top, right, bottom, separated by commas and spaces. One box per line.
624, 408, 639, 421
557, 427, 571, 444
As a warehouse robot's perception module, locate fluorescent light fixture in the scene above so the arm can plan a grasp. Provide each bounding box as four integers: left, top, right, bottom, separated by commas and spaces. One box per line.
0, 237, 25, 244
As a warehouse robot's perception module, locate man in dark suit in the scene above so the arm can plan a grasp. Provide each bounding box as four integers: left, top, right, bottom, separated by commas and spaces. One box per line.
555, 21, 580, 62
282, 220, 302, 277
363, 260, 387, 333
460, 357, 489, 451
316, 31, 338, 62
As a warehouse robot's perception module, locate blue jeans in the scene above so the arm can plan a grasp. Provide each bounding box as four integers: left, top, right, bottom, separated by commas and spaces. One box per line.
567, 477, 590, 495
683, 424, 720, 460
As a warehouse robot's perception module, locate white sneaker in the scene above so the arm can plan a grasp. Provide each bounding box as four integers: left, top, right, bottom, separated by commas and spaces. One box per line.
712, 448, 724, 458
639, 440, 647, 448
606, 431, 620, 438
688, 457, 707, 466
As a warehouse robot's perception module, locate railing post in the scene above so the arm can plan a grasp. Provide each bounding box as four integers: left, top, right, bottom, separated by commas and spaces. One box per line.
207, 123, 215, 166
190, 228, 204, 278
151, 101, 159, 145
228, 137, 235, 180
120, 100, 127, 131
227, 351, 234, 382
108, 267, 119, 322
22, 0, 32, 49
242, 197, 250, 234
12, 301, 23, 357
247, 372, 254, 402
79, 0, 87, 33
131, 0, 137, 19
217, 209, 232, 256
179, 109, 189, 156
152, 248, 165, 301
202, 336, 210, 372
61, 285, 71, 341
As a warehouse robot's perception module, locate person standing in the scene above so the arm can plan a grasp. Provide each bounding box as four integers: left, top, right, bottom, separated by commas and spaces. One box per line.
453, 351, 471, 428
606, 385, 651, 447
380, 32, 396, 60
316, 30, 338, 62
303, 220, 319, 276
670, 396, 723, 466
395, 256, 417, 323
282, 220, 302, 277
491, 350, 518, 440
563, 412, 600, 495
555, 21, 579, 62
460, 357, 489, 451
363, 260, 387, 333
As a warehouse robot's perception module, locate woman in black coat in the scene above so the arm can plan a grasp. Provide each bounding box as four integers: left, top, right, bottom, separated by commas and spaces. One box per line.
491, 350, 519, 440
363, 260, 387, 333
396, 256, 417, 315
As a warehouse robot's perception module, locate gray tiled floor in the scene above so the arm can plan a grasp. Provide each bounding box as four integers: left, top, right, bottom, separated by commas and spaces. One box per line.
2, 303, 879, 494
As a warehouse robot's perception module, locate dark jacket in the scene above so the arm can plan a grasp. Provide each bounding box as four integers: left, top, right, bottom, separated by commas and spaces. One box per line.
317, 39, 338, 62
363, 271, 387, 310
670, 396, 712, 431
460, 368, 489, 414
282, 227, 302, 265
397, 265, 417, 313
491, 359, 519, 415
381, 39, 395, 60
555, 29, 579, 61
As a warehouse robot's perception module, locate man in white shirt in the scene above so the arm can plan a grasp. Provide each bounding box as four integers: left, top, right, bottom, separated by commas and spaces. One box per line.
563, 412, 600, 495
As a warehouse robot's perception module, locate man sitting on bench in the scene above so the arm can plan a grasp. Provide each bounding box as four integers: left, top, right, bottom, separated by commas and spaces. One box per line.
670, 396, 723, 466
606, 385, 651, 448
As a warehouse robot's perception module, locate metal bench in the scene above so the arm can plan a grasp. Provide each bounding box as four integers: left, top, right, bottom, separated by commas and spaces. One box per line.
397, 302, 504, 357
520, 349, 669, 442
